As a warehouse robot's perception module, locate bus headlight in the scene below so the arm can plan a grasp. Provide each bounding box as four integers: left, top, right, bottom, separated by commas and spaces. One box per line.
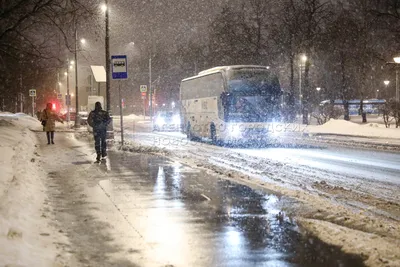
230, 125, 242, 138
156, 117, 165, 126
173, 115, 180, 124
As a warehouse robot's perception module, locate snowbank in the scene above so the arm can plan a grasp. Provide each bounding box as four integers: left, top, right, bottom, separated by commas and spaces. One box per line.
112, 114, 149, 120
305, 119, 400, 139
0, 114, 64, 266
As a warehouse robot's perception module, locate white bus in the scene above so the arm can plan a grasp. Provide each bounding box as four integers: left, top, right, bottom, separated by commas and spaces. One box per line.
180, 65, 282, 143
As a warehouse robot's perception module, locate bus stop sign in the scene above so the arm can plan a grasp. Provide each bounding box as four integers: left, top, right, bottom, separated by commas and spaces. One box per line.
111, 55, 128, 80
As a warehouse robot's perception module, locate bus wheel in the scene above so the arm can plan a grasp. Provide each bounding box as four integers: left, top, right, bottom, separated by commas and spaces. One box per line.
210, 123, 217, 144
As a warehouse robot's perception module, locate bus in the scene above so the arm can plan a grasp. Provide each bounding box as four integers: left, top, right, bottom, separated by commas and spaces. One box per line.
180, 65, 282, 143
319, 99, 386, 115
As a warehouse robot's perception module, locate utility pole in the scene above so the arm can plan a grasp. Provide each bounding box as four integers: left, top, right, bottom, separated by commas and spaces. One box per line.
396, 69, 399, 102
74, 20, 79, 127
19, 75, 23, 113
299, 64, 302, 115
67, 59, 70, 123
149, 57, 152, 119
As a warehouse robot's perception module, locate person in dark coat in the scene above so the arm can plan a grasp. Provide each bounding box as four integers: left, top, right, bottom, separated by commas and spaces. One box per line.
40, 103, 64, 144
88, 102, 111, 161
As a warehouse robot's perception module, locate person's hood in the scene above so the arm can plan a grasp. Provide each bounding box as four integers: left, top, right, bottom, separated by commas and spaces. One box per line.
95, 102, 102, 111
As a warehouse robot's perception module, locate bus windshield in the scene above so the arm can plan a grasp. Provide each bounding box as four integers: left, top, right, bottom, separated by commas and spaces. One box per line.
227, 69, 279, 94
224, 69, 281, 122
226, 95, 280, 122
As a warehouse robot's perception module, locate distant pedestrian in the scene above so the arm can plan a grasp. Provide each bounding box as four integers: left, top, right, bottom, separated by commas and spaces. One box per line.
40, 103, 64, 145
88, 102, 111, 162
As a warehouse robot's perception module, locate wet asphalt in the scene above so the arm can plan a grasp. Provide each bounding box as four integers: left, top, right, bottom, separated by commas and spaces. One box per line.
99, 150, 366, 267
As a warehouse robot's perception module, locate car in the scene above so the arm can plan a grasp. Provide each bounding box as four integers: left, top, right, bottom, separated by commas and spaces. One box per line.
153, 111, 181, 131
60, 112, 76, 121
60, 112, 88, 125
78, 111, 88, 125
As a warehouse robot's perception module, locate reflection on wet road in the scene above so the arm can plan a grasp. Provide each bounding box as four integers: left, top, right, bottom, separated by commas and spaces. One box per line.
102, 151, 365, 267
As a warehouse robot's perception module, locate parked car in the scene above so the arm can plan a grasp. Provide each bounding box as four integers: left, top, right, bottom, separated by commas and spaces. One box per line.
60, 112, 88, 125
78, 111, 88, 125
153, 111, 181, 131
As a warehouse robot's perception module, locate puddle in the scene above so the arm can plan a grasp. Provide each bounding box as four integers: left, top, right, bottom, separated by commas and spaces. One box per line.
103, 152, 366, 267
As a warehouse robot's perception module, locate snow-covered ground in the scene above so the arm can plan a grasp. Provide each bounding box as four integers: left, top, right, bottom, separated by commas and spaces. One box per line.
305, 119, 400, 139
0, 113, 68, 266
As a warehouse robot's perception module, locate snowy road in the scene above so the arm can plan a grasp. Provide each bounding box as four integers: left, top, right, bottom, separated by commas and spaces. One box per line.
120, 120, 400, 220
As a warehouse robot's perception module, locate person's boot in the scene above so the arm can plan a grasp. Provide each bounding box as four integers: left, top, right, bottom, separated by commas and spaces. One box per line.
96, 153, 101, 162
46, 132, 50, 145
102, 151, 107, 159
51, 132, 55, 144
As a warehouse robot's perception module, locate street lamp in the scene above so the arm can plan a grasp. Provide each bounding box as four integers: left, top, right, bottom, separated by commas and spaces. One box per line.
316, 87, 321, 91
376, 89, 379, 99
101, 4, 107, 12
299, 54, 307, 112
384, 80, 390, 86
394, 57, 400, 102
80, 38, 86, 44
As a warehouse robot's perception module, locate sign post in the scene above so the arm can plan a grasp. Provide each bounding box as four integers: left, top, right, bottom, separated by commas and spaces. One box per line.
140, 85, 147, 119
29, 89, 36, 117
111, 55, 128, 145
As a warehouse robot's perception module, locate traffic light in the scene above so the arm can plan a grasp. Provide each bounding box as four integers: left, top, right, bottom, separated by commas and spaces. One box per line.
52, 103, 56, 110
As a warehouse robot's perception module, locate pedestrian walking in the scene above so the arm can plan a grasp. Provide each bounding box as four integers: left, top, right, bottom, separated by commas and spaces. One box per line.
40, 103, 64, 144
88, 102, 111, 162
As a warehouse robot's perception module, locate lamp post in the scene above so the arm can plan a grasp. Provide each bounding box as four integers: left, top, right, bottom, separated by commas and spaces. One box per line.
299, 54, 307, 115
376, 89, 379, 99
104, 1, 110, 111
384, 80, 390, 99
394, 57, 400, 102
102, 2, 114, 139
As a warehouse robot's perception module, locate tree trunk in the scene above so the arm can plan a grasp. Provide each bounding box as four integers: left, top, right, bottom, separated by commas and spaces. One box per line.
343, 100, 350, 121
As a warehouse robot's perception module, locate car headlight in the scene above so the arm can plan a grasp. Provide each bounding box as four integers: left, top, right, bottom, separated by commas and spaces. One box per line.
156, 117, 165, 126
173, 115, 180, 124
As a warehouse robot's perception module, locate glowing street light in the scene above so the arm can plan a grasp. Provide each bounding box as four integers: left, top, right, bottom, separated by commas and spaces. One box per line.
316, 87, 321, 91
64, 72, 68, 76
299, 54, 307, 113
101, 4, 107, 12
384, 80, 390, 86
80, 38, 86, 44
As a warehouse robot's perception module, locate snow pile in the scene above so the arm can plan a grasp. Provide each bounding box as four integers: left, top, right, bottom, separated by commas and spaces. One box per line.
0, 114, 63, 266
305, 119, 400, 139
0, 112, 42, 131
112, 114, 149, 121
